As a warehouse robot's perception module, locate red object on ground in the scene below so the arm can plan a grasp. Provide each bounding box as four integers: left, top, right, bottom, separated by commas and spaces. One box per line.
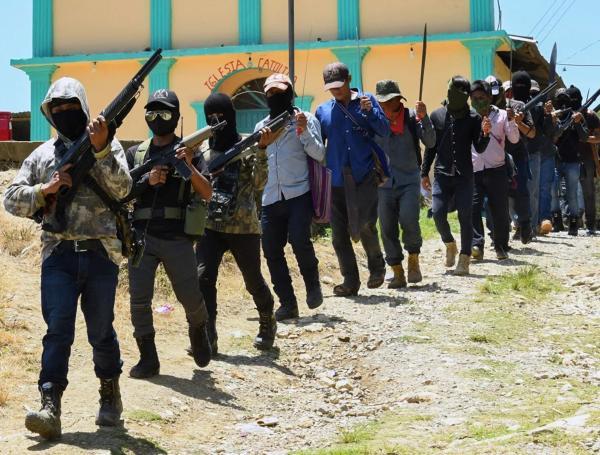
0, 112, 12, 141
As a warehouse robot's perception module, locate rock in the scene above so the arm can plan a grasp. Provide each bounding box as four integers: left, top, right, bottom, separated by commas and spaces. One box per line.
257, 416, 279, 427
236, 423, 273, 435
322, 275, 334, 285
335, 379, 353, 392
441, 417, 466, 426
297, 418, 314, 428
534, 373, 549, 380
338, 334, 351, 342
400, 391, 440, 403
298, 353, 312, 362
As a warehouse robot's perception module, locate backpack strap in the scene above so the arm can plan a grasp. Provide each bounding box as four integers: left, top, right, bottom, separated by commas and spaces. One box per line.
134, 139, 152, 167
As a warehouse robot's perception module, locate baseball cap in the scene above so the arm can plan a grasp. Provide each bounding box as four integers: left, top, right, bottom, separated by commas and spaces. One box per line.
375, 80, 407, 103
530, 80, 541, 93
323, 62, 350, 90
144, 89, 179, 110
502, 81, 512, 91
471, 80, 492, 96
263, 73, 293, 93
485, 76, 502, 96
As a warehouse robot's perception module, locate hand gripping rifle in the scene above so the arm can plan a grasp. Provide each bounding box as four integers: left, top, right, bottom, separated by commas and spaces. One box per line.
518, 80, 559, 114
128, 120, 227, 183
36, 48, 163, 233
207, 110, 291, 174
557, 87, 600, 133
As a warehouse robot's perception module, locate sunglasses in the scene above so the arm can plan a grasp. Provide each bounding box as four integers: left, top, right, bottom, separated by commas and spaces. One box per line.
145, 110, 172, 121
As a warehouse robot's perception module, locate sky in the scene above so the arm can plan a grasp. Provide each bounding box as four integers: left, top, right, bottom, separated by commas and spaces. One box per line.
1, 0, 599, 112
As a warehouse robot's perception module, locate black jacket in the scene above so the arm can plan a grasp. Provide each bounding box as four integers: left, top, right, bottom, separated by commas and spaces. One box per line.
421, 106, 489, 178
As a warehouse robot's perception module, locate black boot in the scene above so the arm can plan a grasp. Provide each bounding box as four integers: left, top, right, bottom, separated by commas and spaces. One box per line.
96, 377, 122, 426
25, 382, 62, 440
129, 334, 160, 379
207, 318, 218, 355
275, 302, 299, 321
568, 216, 579, 236
520, 223, 533, 244
254, 311, 277, 350
189, 324, 211, 368
552, 212, 564, 232
306, 283, 323, 309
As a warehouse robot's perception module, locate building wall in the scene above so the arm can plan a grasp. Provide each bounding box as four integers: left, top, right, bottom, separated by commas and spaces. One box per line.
172, 0, 239, 48
16, 0, 504, 140
53, 0, 150, 55
360, 0, 471, 38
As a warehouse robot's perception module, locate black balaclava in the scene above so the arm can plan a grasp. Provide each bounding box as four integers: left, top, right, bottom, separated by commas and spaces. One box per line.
511, 71, 531, 103
553, 89, 572, 120
267, 85, 294, 119
51, 98, 87, 141
146, 104, 180, 137
565, 85, 583, 110
446, 77, 471, 119
204, 93, 239, 152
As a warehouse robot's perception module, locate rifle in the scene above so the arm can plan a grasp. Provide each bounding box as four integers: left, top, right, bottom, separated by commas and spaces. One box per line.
519, 80, 559, 114
557, 87, 600, 132
128, 120, 227, 183
38, 48, 163, 233
207, 110, 291, 174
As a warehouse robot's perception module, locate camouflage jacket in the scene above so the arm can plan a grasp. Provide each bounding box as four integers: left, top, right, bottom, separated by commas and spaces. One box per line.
202, 144, 267, 234
3, 138, 132, 264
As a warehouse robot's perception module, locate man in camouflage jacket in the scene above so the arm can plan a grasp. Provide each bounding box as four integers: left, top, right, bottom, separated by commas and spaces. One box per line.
196, 93, 276, 352
3, 77, 132, 440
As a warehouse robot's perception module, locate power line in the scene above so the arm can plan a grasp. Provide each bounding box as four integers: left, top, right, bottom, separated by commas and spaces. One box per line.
529, 0, 561, 35
533, 0, 566, 39
559, 63, 600, 67
539, 0, 577, 44
562, 39, 600, 62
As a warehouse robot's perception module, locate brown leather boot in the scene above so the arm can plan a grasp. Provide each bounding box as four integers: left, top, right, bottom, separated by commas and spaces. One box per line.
388, 264, 407, 289
444, 242, 458, 267
454, 254, 470, 276
406, 254, 423, 283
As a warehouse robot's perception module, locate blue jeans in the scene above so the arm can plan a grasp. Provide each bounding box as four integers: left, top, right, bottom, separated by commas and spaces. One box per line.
378, 178, 422, 266
432, 173, 474, 256
552, 162, 580, 216
511, 156, 531, 229
40, 248, 121, 389
261, 192, 319, 306
528, 152, 541, 228
538, 154, 555, 221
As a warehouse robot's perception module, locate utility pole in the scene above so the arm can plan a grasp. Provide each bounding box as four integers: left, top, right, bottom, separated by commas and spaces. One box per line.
288, 0, 295, 84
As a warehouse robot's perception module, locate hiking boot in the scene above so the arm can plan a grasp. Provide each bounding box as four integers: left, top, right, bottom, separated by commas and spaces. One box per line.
366, 271, 385, 289
496, 248, 509, 260
407, 254, 422, 283
189, 324, 211, 368
25, 382, 62, 440
95, 377, 122, 427
333, 282, 360, 297
207, 318, 218, 355
275, 303, 299, 321
253, 311, 277, 350
129, 334, 160, 379
306, 284, 324, 309
388, 264, 407, 289
520, 224, 533, 244
568, 216, 578, 236
454, 254, 470, 276
552, 212, 564, 232
444, 242, 458, 267
471, 246, 484, 261
539, 219, 552, 235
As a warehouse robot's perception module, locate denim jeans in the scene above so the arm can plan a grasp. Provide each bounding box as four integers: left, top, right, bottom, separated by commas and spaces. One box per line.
528, 152, 541, 228
432, 173, 474, 256
40, 248, 121, 389
552, 162, 580, 217
538, 154, 555, 221
378, 177, 422, 266
511, 156, 531, 230
261, 191, 319, 306
472, 166, 510, 252
197, 230, 274, 319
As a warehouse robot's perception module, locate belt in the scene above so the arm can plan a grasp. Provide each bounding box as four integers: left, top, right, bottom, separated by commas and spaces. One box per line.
133, 207, 184, 221
57, 239, 105, 253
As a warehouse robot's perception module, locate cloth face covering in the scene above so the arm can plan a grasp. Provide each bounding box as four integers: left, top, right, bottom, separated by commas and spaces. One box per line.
447, 82, 470, 119
511, 71, 531, 102
267, 86, 294, 119
51, 108, 87, 142
204, 93, 239, 152
146, 110, 179, 136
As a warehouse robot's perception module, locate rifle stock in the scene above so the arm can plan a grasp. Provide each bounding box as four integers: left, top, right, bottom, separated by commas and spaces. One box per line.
520, 80, 558, 113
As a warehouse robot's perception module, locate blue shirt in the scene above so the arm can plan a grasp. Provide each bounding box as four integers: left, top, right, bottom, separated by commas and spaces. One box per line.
254, 111, 325, 207
315, 91, 390, 187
